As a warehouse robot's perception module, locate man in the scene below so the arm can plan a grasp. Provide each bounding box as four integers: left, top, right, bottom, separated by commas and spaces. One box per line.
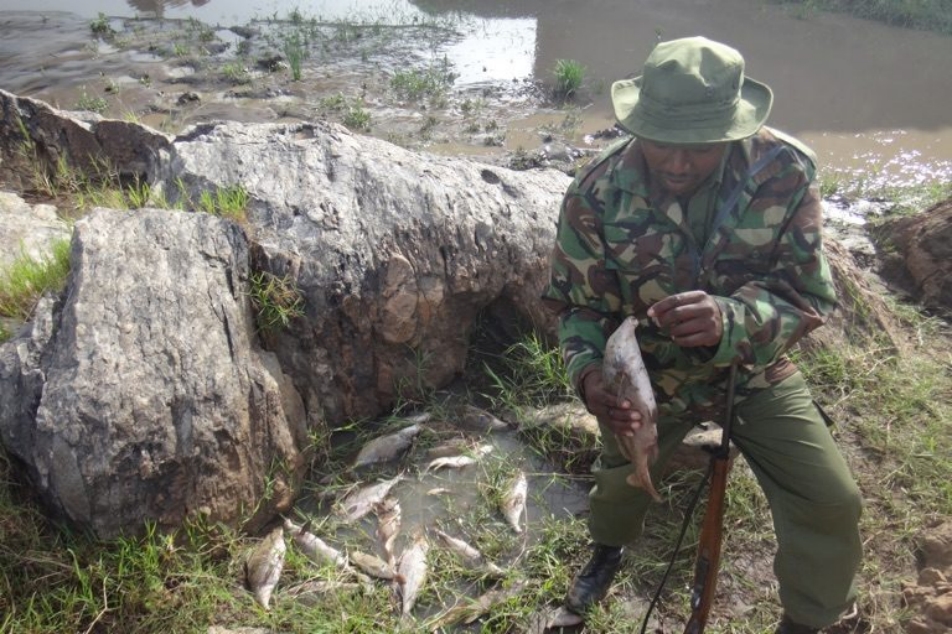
542, 36, 862, 633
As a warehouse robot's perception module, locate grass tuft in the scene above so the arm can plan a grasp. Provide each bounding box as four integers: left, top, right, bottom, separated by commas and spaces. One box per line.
0, 239, 72, 320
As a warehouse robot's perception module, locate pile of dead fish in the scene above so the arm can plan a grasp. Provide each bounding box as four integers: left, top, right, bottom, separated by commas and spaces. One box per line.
242, 406, 581, 631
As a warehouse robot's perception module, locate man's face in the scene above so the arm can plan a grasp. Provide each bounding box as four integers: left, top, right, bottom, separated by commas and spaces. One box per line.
640, 140, 728, 198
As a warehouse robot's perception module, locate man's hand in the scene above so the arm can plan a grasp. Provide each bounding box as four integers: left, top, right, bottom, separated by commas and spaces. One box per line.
648, 290, 723, 348
581, 369, 642, 437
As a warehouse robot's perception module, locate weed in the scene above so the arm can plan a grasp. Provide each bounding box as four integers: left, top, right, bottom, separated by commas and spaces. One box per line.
89, 13, 114, 37
343, 100, 371, 132
283, 31, 307, 81
221, 63, 251, 85
247, 270, 305, 333
0, 321, 9, 344
552, 58, 586, 101
75, 87, 108, 115
390, 59, 455, 103
0, 239, 72, 320
197, 185, 250, 223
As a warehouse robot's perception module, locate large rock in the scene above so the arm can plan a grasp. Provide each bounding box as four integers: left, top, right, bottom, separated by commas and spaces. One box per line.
873, 197, 952, 315
156, 119, 572, 425
0, 209, 307, 538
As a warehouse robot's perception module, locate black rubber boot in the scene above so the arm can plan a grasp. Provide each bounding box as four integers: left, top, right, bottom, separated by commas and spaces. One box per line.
565, 543, 624, 614
775, 614, 820, 634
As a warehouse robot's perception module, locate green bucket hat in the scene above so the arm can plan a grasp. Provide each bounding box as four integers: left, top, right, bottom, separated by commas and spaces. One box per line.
611, 36, 773, 144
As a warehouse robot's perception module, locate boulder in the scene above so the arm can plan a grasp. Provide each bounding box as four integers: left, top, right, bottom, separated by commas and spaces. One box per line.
155, 119, 572, 425
0, 209, 307, 538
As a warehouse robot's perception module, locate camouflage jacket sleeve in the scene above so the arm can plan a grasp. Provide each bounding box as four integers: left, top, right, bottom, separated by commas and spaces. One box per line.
542, 144, 627, 393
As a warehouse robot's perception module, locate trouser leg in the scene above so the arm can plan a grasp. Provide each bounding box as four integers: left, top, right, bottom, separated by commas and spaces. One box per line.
732, 371, 863, 628
587, 412, 695, 547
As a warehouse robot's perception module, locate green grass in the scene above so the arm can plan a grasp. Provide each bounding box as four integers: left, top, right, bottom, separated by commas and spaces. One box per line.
247, 271, 305, 334
197, 185, 250, 223
0, 239, 72, 321
390, 59, 455, 104
551, 59, 586, 102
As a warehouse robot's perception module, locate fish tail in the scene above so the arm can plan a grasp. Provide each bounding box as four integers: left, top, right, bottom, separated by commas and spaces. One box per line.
626, 462, 662, 502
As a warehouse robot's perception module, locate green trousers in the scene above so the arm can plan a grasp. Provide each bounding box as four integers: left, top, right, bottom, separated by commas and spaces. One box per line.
587, 371, 862, 628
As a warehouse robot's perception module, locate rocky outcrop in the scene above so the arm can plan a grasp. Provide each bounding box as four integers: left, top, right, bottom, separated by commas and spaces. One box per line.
0, 90, 572, 537
157, 119, 571, 425
0, 209, 307, 538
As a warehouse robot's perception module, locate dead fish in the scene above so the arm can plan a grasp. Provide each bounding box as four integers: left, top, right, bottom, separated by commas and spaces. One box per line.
500, 471, 528, 534
459, 405, 511, 433
245, 526, 286, 610
283, 518, 347, 567
426, 580, 527, 630
375, 496, 402, 567
432, 528, 505, 577
351, 418, 427, 469
425, 437, 471, 459
284, 579, 363, 605
397, 532, 429, 616
426, 443, 493, 471
350, 549, 403, 581
603, 316, 661, 502
337, 473, 404, 522
425, 454, 478, 471
426, 487, 451, 496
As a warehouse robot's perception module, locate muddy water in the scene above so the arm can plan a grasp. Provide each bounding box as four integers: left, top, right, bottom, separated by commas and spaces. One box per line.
2, 0, 951, 190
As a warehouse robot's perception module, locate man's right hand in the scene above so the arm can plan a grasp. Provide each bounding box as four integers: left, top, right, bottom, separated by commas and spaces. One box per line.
581, 369, 643, 437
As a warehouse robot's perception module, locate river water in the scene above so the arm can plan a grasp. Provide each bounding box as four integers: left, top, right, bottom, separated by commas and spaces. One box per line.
2, 0, 951, 193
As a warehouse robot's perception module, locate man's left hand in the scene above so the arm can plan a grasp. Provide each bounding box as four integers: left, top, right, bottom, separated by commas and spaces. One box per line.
648, 290, 723, 348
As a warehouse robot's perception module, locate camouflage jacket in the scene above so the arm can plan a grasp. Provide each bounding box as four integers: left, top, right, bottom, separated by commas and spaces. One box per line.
542, 127, 837, 418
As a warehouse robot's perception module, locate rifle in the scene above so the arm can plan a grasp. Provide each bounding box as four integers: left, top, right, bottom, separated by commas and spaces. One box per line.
683, 361, 739, 634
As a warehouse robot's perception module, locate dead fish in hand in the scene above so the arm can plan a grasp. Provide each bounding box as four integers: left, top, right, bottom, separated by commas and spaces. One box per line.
245, 526, 286, 610
500, 470, 528, 534
603, 316, 661, 502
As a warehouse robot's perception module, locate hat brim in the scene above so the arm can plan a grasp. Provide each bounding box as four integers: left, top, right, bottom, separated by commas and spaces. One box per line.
612, 76, 773, 144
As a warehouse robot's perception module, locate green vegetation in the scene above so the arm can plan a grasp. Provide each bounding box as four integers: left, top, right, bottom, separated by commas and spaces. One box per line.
342, 100, 372, 132
74, 87, 108, 115
776, 0, 952, 33
196, 184, 250, 223
390, 58, 455, 105
247, 271, 305, 334
0, 239, 72, 322
89, 12, 114, 37
551, 59, 586, 102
